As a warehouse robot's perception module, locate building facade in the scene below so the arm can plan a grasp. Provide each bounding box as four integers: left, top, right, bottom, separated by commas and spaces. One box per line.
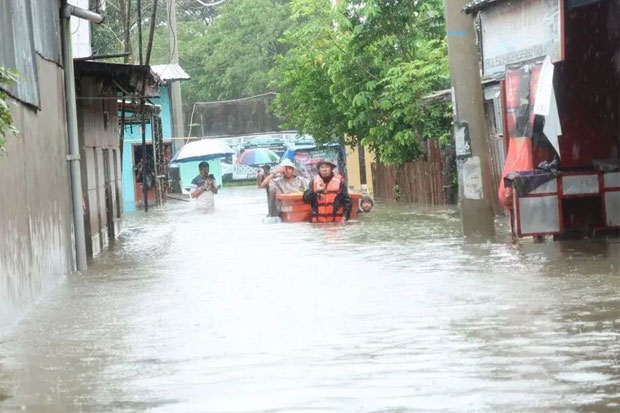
74, 61, 159, 256
0, 0, 75, 331
464, 0, 619, 238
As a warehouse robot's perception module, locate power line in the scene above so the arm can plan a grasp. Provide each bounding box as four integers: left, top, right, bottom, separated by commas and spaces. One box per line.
195, 0, 227, 7
194, 92, 278, 105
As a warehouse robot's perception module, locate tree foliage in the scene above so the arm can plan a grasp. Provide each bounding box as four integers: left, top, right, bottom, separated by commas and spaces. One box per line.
91, 0, 218, 63
92, 0, 292, 106
269, 0, 346, 140
182, 0, 292, 101
0, 66, 18, 154
271, 0, 452, 164
91, 0, 452, 164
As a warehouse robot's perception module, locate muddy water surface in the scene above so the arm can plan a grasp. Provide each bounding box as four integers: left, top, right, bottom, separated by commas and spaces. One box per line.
0, 186, 619, 412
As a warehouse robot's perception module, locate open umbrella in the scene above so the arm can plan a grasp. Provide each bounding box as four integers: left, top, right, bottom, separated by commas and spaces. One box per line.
236, 148, 280, 166
171, 139, 234, 163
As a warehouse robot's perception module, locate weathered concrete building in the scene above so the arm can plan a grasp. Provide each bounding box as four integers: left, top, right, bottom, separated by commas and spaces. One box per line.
463, 0, 620, 239
0, 0, 176, 335
122, 64, 187, 212
0, 0, 75, 331
74, 61, 159, 256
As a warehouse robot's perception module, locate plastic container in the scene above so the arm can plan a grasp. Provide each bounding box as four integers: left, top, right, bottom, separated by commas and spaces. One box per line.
350, 193, 362, 220
276, 193, 311, 222
276, 192, 363, 222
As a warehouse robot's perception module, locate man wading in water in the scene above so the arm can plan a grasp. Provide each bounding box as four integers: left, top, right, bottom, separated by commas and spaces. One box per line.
190, 162, 218, 211
261, 159, 308, 217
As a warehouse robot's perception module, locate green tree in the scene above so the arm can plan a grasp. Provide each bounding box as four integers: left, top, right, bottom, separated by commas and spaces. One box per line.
0, 66, 18, 154
270, 0, 347, 140
272, 0, 452, 165
91, 0, 218, 63
185, 0, 292, 101
91, 0, 293, 113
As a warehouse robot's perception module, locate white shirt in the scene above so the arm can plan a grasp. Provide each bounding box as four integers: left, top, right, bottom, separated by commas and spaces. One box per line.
191, 174, 216, 210
193, 187, 215, 210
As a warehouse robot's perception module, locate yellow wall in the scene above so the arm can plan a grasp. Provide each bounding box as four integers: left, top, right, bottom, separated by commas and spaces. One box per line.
346, 145, 361, 190
346, 144, 375, 195
363, 145, 375, 195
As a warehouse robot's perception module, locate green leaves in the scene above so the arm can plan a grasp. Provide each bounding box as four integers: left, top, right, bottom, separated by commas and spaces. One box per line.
90, 0, 453, 165
183, 0, 292, 102
92, 0, 287, 105
0, 66, 19, 155
272, 0, 452, 165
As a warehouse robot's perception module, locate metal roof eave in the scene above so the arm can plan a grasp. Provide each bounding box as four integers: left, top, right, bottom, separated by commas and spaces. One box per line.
463, 0, 511, 14
150, 63, 191, 82
74, 61, 162, 96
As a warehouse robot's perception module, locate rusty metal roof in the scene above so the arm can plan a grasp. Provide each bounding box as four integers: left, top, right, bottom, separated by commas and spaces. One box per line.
463, 0, 510, 14
74, 61, 161, 96
151, 64, 190, 81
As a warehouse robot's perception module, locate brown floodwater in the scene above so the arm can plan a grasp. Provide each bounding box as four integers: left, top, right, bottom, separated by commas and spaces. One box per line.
0, 186, 619, 412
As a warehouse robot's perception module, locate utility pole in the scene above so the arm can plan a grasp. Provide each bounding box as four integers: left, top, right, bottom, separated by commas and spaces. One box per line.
137, 0, 143, 65
168, 0, 185, 152
139, 0, 158, 212
122, 0, 132, 63
444, 0, 495, 238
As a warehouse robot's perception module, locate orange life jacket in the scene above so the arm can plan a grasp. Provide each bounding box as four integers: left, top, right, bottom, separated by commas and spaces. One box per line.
311, 174, 344, 223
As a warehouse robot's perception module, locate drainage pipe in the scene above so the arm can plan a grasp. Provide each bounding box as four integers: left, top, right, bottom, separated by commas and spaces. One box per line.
60, 2, 103, 271
65, 4, 104, 23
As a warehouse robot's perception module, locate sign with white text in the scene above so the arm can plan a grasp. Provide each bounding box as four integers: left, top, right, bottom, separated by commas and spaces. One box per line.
480, 0, 563, 77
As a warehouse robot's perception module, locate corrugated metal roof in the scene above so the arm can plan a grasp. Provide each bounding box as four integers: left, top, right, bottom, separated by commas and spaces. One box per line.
150, 64, 190, 81
74, 61, 161, 96
463, 0, 510, 14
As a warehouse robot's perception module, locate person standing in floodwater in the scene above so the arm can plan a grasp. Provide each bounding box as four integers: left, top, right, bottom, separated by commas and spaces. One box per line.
303, 159, 351, 223
261, 159, 308, 216
257, 165, 278, 216
359, 195, 374, 213
190, 162, 218, 211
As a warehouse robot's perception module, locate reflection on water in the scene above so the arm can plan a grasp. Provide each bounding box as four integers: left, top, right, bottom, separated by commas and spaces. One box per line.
0, 186, 618, 412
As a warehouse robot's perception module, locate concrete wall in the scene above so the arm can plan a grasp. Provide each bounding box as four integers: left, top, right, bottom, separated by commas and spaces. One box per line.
0, 57, 75, 332
77, 78, 123, 257
346, 144, 375, 196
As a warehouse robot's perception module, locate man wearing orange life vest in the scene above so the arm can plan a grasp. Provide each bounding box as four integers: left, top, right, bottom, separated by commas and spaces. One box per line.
303, 159, 351, 223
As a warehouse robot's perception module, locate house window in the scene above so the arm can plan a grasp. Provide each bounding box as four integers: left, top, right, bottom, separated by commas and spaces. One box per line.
31, 0, 62, 64
0, 0, 40, 107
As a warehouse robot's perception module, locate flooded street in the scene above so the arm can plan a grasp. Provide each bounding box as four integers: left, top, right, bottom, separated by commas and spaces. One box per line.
1, 186, 619, 412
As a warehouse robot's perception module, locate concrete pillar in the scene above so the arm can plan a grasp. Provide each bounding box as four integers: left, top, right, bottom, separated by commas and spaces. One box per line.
346, 144, 362, 191
444, 0, 495, 237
